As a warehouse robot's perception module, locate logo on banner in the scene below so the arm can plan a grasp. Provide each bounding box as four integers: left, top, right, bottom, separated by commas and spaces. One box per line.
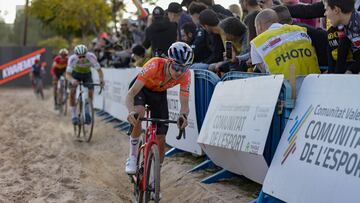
0, 48, 46, 85
281, 105, 314, 164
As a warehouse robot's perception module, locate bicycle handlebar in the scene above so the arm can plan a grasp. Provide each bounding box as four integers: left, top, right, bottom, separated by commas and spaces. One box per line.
78, 81, 103, 95
127, 113, 186, 139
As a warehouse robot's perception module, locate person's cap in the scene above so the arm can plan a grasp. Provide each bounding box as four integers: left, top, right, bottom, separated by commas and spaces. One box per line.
167, 2, 182, 13
152, 6, 165, 18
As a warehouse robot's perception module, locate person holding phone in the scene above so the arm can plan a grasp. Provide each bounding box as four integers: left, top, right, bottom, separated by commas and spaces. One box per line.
208, 17, 250, 75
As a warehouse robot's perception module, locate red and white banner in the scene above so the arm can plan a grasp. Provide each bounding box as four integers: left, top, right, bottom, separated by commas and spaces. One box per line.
0, 48, 46, 85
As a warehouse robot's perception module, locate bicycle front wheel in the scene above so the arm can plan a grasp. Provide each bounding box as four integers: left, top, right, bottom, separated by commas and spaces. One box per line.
135, 139, 144, 202
73, 97, 82, 138
144, 144, 161, 203
82, 98, 94, 142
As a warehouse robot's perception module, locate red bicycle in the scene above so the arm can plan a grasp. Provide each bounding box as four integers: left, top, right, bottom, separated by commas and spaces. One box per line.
127, 106, 185, 202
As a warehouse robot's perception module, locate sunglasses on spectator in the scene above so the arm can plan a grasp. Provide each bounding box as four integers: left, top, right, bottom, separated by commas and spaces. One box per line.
78, 55, 86, 59
172, 62, 189, 73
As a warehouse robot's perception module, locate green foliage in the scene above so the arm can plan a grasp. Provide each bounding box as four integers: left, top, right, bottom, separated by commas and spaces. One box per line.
38, 36, 69, 54
0, 19, 13, 46
30, 0, 112, 38
10, 9, 56, 46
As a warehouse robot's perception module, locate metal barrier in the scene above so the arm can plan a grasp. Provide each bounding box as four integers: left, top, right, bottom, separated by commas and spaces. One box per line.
193, 69, 221, 132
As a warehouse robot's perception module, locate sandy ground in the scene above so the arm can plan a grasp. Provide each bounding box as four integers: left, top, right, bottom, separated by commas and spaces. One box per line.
0, 88, 260, 203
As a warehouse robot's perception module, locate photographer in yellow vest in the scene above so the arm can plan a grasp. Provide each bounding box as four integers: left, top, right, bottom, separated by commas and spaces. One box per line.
250, 9, 320, 79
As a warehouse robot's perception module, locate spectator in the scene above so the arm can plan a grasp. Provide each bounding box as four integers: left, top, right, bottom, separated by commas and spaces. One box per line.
181, 0, 194, 9
188, 1, 208, 24
197, 0, 233, 19
167, 2, 193, 40
324, 0, 360, 74
181, 22, 211, 63
117, 19, 135, 50
143, 6, 177, 57
128, 20, 145, 45
250, 9, 320, 79
327, 25, 354, 73
199, 9, 225, 64
181, 22, 197, 44
259, 0, 274, 9
240, 0, 261, 18
273, 5, 328, 67
210, 17, 250, 74
240, 0, 262, 41
130, 44, 150, 67
188, 2, 212, 63
229, 4, 243, 19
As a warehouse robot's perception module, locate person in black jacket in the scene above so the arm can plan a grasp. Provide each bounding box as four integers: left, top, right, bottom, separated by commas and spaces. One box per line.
286, 2, 325, 19
199, 9, 225, 64
142, 6, 177, 57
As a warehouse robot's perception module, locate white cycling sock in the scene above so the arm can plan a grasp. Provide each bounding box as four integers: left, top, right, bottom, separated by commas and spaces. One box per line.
129, 137, 139, 157
71, 106, 77, 118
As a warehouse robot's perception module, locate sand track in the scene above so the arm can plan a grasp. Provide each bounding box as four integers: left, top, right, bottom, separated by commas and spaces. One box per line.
0, 88, 258, 203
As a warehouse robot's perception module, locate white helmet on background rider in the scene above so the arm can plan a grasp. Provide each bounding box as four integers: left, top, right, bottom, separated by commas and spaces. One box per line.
167, 42, 194, 65
74, 44, 88, 56
59, 48, 69, 55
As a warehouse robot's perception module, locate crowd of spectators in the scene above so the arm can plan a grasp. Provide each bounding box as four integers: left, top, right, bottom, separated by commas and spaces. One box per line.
91, 0, 360, 77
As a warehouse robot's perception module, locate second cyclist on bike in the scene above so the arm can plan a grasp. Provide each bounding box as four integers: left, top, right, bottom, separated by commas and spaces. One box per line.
52, 48, 69, 110
66, 44, 104, 125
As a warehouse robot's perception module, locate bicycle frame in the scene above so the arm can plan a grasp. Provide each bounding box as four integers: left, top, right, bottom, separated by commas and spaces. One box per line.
138, 109, 160, 193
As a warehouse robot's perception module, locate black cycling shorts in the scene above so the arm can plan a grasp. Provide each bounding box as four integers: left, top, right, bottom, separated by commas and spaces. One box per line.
54, 68, 66, 79
129, 78, 169, 135
71, 72, 94, 90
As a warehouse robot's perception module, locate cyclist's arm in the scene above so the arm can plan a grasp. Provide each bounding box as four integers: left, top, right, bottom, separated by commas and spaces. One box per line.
66, 55, 76, 83
96, 68, 104, 84
179, 95, 189, 117
126, 79, 145, 113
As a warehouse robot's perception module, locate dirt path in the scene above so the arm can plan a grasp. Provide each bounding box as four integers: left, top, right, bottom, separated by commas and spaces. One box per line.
0, 88, 259, 203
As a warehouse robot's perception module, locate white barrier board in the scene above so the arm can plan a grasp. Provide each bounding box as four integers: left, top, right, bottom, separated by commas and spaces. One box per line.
198, 75, 284, 183
166, 70, 202, 155
92, 69, 104, 109
263, 75, 360, 203
102, 68, 140, 121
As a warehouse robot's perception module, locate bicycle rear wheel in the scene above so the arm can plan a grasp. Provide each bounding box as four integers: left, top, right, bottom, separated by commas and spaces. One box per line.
144, 144, 161, 203
82, 98, 94, 142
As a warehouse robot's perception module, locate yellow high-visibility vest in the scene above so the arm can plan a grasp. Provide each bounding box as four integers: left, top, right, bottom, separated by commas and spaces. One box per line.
251, 24, 320, 79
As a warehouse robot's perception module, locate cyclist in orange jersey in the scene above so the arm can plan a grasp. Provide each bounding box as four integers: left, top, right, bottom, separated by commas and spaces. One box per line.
125, 42, 193, 175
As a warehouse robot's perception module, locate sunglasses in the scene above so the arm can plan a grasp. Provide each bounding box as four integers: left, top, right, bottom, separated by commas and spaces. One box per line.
172, 63, 189, 73
78, 55, 86, 59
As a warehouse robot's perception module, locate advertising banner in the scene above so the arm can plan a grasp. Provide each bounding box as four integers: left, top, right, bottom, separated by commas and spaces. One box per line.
263, 75, 360, 203
198, 75, 284, 183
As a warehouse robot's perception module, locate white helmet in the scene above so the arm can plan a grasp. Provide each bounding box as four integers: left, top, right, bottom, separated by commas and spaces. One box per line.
74, 44, 88, 55
59, 48, 69, 55
168, 42, 194, 65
